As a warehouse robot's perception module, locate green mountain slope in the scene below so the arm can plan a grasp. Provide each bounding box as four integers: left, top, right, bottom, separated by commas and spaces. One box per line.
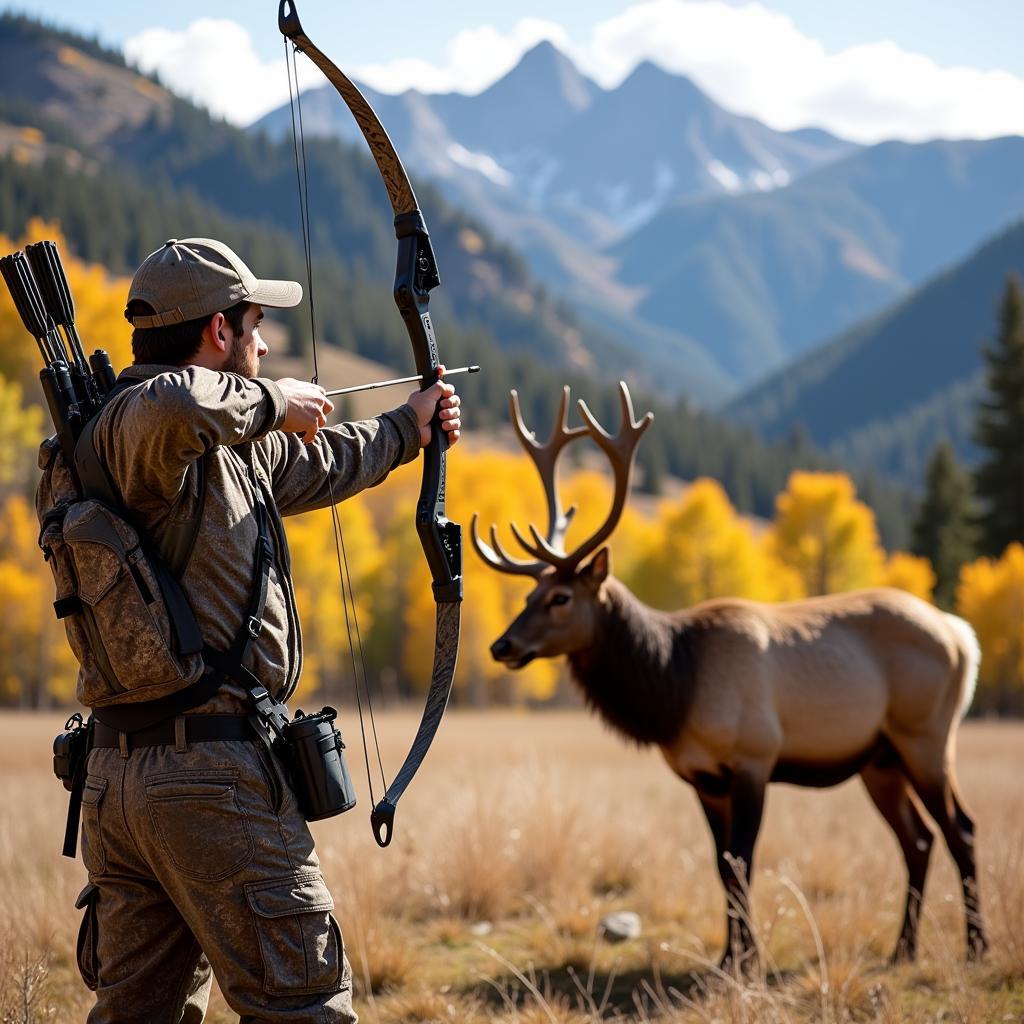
610, 138, 1024, 387
727, 220, 1024, 483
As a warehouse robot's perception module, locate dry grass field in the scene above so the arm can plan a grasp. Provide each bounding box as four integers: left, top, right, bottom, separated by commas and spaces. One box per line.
0, 709, 1022, 1023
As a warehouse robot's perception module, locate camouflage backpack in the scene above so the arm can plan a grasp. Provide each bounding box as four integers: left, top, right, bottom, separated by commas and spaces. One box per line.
35, 388, 207, 708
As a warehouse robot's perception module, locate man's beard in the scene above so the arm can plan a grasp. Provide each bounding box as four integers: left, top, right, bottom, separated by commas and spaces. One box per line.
223, 335, 258, 378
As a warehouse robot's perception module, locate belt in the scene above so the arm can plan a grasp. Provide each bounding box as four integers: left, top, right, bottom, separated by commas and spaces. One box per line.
92, 714, 255, 751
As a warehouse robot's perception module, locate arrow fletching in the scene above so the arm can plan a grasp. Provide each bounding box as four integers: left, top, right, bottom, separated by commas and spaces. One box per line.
1, 251, 51, 341
25, 241, 75, 329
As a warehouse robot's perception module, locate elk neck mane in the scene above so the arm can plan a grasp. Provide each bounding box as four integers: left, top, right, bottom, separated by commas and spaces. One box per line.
567, 577, 699, 747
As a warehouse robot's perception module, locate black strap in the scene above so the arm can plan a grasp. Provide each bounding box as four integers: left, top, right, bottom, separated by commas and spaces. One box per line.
91, 671, 223, 732
54, 595, 81, 619
62, 718, 93, 859
203, 460, 293, 738
152, 559, 203, 656
92, 714, 253, 750
226, 462, 274, 665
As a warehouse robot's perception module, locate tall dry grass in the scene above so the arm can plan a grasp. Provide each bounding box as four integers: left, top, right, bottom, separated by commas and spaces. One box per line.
0, 710, 1021, 1022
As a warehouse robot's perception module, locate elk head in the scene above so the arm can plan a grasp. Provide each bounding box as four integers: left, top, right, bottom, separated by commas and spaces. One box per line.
471, 382, 653, 668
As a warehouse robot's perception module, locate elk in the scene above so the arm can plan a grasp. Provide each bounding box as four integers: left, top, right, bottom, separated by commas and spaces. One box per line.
472, 382, 987, 969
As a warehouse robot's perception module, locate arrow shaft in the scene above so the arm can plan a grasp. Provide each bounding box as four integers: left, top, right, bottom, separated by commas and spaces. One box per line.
324, 364, 479, 398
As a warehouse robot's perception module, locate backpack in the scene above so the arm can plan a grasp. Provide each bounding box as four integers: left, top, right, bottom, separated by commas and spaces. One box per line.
35, 386, 207, 709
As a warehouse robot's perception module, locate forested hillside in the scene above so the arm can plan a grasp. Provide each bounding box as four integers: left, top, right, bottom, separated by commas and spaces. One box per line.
611, 137, 1024, 386
728, 220, 1024, 482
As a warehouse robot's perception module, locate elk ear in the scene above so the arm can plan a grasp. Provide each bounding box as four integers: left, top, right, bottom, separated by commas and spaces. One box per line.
580, 547, 610, 590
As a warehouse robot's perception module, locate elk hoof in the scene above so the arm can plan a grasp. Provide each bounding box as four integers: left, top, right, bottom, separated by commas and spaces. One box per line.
967, 930, 989, 962
718, 944, 758, 979
889, 938, 916, 965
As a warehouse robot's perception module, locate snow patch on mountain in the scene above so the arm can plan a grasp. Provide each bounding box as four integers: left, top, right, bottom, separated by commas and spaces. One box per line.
706, 159, 741, 192
446, 143, 513, 186
751, 167, 792, 190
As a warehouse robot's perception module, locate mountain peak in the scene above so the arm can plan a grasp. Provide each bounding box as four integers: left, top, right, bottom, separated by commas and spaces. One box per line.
484, 39, 596, 114
518, 39, 565, 64
619, 59, 709, 105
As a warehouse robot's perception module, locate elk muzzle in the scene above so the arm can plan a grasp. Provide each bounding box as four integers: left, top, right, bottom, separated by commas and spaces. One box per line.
490, 634, 536, 669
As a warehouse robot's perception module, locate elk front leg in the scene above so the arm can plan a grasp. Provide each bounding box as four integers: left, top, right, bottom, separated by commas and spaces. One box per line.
696, 769, 766, 973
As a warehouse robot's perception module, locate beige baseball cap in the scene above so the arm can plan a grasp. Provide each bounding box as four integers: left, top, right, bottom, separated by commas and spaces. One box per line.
125, 237, 303, 328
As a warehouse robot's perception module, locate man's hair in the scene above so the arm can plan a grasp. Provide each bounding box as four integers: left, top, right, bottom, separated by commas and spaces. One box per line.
128, 300, 251, 365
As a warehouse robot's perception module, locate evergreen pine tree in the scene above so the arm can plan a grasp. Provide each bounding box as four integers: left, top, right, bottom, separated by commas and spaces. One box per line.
637, 435, 666, 496
911, 440, 977, 608
974, 274, 1024, 556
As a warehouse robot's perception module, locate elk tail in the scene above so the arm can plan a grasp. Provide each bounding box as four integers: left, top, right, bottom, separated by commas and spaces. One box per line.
944, 613, 981, 720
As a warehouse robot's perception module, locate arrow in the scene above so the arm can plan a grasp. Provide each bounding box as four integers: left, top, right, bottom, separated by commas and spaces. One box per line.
324, 364, 480, 398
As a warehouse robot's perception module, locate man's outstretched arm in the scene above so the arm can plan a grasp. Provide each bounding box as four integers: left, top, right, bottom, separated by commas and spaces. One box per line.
265, 373, 461, 516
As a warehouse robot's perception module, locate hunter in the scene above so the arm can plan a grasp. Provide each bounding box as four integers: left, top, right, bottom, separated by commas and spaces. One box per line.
74, 237, 461, 1022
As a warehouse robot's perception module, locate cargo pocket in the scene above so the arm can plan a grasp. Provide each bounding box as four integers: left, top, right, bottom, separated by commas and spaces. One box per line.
80, 775, 108, 876
75, 883, 100, 991
245, 873, 346, 996
145, 771, 254, 881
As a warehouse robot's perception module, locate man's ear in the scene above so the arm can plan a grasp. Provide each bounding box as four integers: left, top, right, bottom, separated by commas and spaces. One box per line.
204, 312, 228, 353
580, 547, 610, 591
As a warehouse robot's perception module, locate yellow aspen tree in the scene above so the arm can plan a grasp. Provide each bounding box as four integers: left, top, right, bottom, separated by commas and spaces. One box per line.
0, 220, 133, 392
368, 483, 424, 700
461, 450, 563, 702
0, 560, 43, 704
0, 494, 76, 705
882, 552, 936, 602
0, 376, 43, 497
284, 495, 383, 703
404, 450, 560, 704
956, 543, 1024, 714
455, 453, 552, 703
631, 478, 790, 608
562, 468, 657, 585
768, 472, 884, 595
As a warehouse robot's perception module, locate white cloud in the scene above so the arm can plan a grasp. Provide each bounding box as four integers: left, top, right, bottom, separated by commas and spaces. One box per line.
123, 5, 1024, 143
124, 18, 318, 126
579, 2, 1024, 142
351, 18, 571, 95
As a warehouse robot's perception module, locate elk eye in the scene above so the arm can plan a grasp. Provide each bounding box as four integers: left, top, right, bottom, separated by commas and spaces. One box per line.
550, 592, 571, 607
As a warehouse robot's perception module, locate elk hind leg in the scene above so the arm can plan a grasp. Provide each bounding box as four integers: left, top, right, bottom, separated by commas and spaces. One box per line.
859, 744, 935, 962
896, 739, 988, 959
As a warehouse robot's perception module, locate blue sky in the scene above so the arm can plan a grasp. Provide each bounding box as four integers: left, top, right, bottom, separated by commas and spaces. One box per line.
6, 1, 1023, 142
10, 1, 1024, 74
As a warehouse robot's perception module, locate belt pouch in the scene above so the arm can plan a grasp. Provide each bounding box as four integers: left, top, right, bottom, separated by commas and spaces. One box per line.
280, 707, 356, 821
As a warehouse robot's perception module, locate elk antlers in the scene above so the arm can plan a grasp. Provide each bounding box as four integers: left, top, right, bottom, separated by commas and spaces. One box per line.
472, 382, 653, 578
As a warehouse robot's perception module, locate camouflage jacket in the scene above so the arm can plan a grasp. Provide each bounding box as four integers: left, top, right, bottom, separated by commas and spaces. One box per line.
81, 363, 420, 711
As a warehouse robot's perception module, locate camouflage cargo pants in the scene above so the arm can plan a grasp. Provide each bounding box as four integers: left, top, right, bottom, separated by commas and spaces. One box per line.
75, 724, 357, 1023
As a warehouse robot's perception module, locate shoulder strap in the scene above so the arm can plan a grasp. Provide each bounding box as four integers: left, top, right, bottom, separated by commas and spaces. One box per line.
74, 413, 118, 508
73, 380, 207, 579
203, 459, 291, 736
